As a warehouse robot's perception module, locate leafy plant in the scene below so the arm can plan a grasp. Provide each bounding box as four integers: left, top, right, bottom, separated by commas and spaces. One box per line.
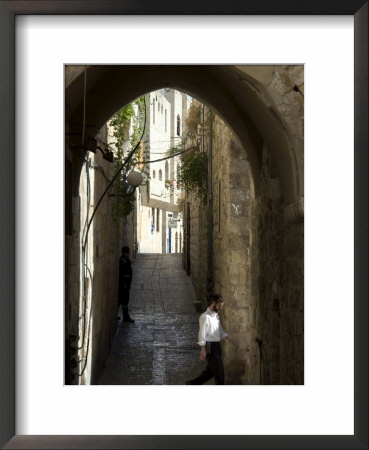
178, 150, 208, 197
185, 103, 202, 139
109, 96, 148, 221
165, 101, 211, 200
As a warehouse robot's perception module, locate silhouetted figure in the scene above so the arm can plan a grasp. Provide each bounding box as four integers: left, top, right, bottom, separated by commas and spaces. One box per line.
187, 294, 235, 385
118, 246, 134, 323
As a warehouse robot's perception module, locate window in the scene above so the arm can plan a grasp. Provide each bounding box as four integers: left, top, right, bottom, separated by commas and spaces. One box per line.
152, 208, 155, 228
176, 114, 181, 136
153, 99, 155, 124
153, 170, 156, 179
158, 102, 160, 112
159, 169, 162, 181
156, 209, 160, 232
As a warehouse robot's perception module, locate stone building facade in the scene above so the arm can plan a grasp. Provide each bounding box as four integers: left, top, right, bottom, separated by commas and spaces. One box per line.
137, 89, 190, 254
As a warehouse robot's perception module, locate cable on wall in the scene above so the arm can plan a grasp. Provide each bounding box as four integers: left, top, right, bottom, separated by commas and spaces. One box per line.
78, 96, 147, 378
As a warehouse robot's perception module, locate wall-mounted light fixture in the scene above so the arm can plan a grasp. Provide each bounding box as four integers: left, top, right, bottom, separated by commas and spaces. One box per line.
126, 170, 144, 188
109, 170, 144, 198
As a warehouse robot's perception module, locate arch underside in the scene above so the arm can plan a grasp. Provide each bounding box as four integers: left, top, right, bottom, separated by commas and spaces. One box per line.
66, 65, 303, 209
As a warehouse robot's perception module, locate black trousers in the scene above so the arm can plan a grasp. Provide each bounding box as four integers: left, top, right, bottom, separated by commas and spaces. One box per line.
189, 341, 225, 385
118, 288, 130, 317
119, 287, 130, 308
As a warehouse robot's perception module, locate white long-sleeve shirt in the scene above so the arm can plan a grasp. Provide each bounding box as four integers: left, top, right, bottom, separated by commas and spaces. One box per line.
197, 308, 228, 346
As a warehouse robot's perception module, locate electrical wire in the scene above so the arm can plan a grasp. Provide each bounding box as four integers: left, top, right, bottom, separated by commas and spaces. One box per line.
131, 145, 198, 167
82, 97, 147, 253
76, 67, 90, 354
78, 96, 147, 378
78, 155, 91, 351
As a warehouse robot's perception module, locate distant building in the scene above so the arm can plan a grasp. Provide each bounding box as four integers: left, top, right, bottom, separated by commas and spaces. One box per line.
137, 89, 191, 254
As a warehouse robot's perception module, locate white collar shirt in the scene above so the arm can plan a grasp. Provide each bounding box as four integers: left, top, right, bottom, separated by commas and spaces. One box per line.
197, 308, 228, 346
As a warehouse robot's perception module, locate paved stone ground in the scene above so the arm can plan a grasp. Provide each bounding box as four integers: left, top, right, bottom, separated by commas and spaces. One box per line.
97, 253, 212, 385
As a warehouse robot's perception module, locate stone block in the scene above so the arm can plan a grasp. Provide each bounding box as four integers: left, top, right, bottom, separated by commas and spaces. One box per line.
227, 263, 239, 285
229, 139, 242, 158
230, 202, 242, 217
230, 189, 250, 203
286, 65, 304, 86
228, 251, 246, 265
227, 232, 247, 250
227, 307, 250, 332
237, 264, 247, 284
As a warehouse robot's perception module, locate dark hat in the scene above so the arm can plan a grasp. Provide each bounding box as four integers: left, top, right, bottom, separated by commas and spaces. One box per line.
212, 294, 224, 302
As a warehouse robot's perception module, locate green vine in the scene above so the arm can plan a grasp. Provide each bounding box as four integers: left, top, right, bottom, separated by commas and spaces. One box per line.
164, 101, 211, 201
165, 142, 207, 199
180, 149, 208, 197
109, 96, 148, 222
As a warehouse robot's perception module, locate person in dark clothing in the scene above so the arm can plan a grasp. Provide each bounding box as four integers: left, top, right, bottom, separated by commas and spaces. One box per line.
186, 294, 235, 385
118, 246, 134, 323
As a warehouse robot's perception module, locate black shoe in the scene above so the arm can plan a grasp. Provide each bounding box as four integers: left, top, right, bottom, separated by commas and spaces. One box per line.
123, 316, 135, 323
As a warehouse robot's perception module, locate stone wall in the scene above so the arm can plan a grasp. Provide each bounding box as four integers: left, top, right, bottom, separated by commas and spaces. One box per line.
247, 65, 304, 384
212, 122, 259, 385
87, 152, 125, 384
251, 143, 304, 385
240, 65, 304, 199
65, 142, 136, 385
185, 75, 304, 384
186, 197, 209, 305
184, 110, 259, 384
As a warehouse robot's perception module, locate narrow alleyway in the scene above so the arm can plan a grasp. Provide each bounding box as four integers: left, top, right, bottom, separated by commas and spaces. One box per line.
97, 253, 210, 385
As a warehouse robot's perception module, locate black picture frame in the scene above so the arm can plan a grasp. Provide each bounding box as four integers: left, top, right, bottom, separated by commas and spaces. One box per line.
0, 1, 367, 449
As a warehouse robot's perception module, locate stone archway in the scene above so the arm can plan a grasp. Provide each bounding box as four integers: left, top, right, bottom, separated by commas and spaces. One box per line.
66, 65, 303, 211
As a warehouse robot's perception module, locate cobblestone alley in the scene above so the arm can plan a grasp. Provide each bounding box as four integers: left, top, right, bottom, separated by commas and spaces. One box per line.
97, 253, 210, 385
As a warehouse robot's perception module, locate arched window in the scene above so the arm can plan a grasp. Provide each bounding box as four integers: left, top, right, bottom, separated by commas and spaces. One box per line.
165, 161, 169, 180
159, 169, 162, 181
153, 170, 156, 179
176, 114, 181, 136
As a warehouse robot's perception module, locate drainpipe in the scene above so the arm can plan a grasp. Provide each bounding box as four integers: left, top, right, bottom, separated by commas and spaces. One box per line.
206, 107, 213, 301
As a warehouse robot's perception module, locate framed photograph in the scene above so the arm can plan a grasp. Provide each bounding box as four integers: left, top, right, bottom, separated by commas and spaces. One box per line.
1, 1, 367, 449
